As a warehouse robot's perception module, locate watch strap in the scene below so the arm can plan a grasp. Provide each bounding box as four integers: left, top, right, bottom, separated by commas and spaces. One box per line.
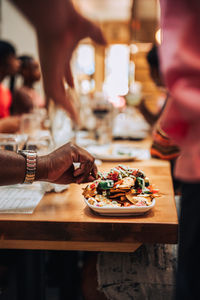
18, 150, 37, 184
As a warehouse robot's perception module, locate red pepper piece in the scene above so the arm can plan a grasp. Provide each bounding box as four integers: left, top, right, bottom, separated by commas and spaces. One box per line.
114, 179, 123, 186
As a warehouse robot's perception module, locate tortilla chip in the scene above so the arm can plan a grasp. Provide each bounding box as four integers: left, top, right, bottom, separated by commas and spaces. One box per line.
109, 193, 125, 198
118, 177, 135, 188
126, 194, 152, 205
110, 188, 129, 193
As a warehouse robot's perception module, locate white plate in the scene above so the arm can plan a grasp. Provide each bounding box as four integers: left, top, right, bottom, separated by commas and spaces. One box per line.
84, 198, 155, 216
113, 131, 148, 140
94, 155, 136, 162
85, 144, 144, 162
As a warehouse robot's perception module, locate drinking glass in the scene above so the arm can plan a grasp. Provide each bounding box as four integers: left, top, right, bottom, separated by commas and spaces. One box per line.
0, 134, 18, 152
20, 113, 41, 136
26, 130, 53, 155
91, 93, 113, 145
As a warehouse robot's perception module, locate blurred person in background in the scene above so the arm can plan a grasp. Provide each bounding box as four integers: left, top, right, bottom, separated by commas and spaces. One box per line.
138, 44, 167, 127
11, 55, 45, 115
0, 40, 21, 133
137, 44, 180, 194
159, 1, 200, 299
0, 40, 20, 118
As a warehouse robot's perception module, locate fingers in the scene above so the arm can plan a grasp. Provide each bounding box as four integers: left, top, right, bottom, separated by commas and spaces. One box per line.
91, 163, 98, 179
52, 165, 77, 185
75, 173, 96, 184
78, 15, 106, 46
37, 35, 76, 119
73, 162, 97, 184
40, 56, 79, 123
46, 80, 79, 124
52, 166, 96, 185
64, 60, 74, 88
71, 144, 97, 182
87, 22, 107, 46
46, 142, 98, 185
73, 160, 93, 177
58, 143, 97, 184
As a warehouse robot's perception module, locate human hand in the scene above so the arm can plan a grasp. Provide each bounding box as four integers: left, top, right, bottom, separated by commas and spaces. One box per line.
0, 116, 21, 133
38, 3, 106, 123
13, 0, 106, 123
36, 142, 97, 184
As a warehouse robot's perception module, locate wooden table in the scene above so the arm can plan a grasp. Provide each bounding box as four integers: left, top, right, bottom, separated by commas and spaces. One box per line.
0, 158, 178, 252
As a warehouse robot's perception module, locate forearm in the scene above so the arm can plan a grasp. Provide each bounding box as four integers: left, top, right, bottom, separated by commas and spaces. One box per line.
0, 118, 7, 132
138, 100, 159, 126
0, 122, 3, 133
0, 150, 26, 185
0, 151, 48, 185
0, 117, 20, 133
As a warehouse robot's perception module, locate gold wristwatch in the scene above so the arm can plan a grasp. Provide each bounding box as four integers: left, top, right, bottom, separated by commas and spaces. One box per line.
18, 150, 37, 184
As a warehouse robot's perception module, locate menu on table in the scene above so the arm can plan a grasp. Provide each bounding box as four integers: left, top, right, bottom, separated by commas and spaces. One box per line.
0, 183, 45, 214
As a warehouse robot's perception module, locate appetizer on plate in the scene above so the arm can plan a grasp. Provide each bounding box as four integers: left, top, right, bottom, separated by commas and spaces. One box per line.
83, 165, 159, 208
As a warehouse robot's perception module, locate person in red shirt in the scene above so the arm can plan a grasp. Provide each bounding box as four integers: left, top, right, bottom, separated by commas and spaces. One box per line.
0, 84, 12, 118
0, 40, 20, 118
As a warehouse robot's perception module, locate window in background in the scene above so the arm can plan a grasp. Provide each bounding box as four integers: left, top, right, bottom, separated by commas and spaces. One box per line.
103, 44, 130, 97
73, 44, 95, 94
155, 28, 161, 44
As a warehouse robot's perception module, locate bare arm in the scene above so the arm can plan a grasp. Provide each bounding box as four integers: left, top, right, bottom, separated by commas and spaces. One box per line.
0, 150, 26, 185
12, 89, 33, 115
137, 98, 160, 127
0, 116, 20, 133
0, 142, 97, 186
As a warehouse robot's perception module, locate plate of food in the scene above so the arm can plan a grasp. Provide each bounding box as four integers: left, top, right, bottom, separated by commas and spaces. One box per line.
85, 144, 149, 162
83, 165, 158, 216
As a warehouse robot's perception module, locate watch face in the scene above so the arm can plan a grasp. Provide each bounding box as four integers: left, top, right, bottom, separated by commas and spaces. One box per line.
18, 150, 36, 154
25, 150, 36, 153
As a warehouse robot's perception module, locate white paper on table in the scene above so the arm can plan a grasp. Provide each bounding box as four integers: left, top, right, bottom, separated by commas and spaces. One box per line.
0, 183, 45, 214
